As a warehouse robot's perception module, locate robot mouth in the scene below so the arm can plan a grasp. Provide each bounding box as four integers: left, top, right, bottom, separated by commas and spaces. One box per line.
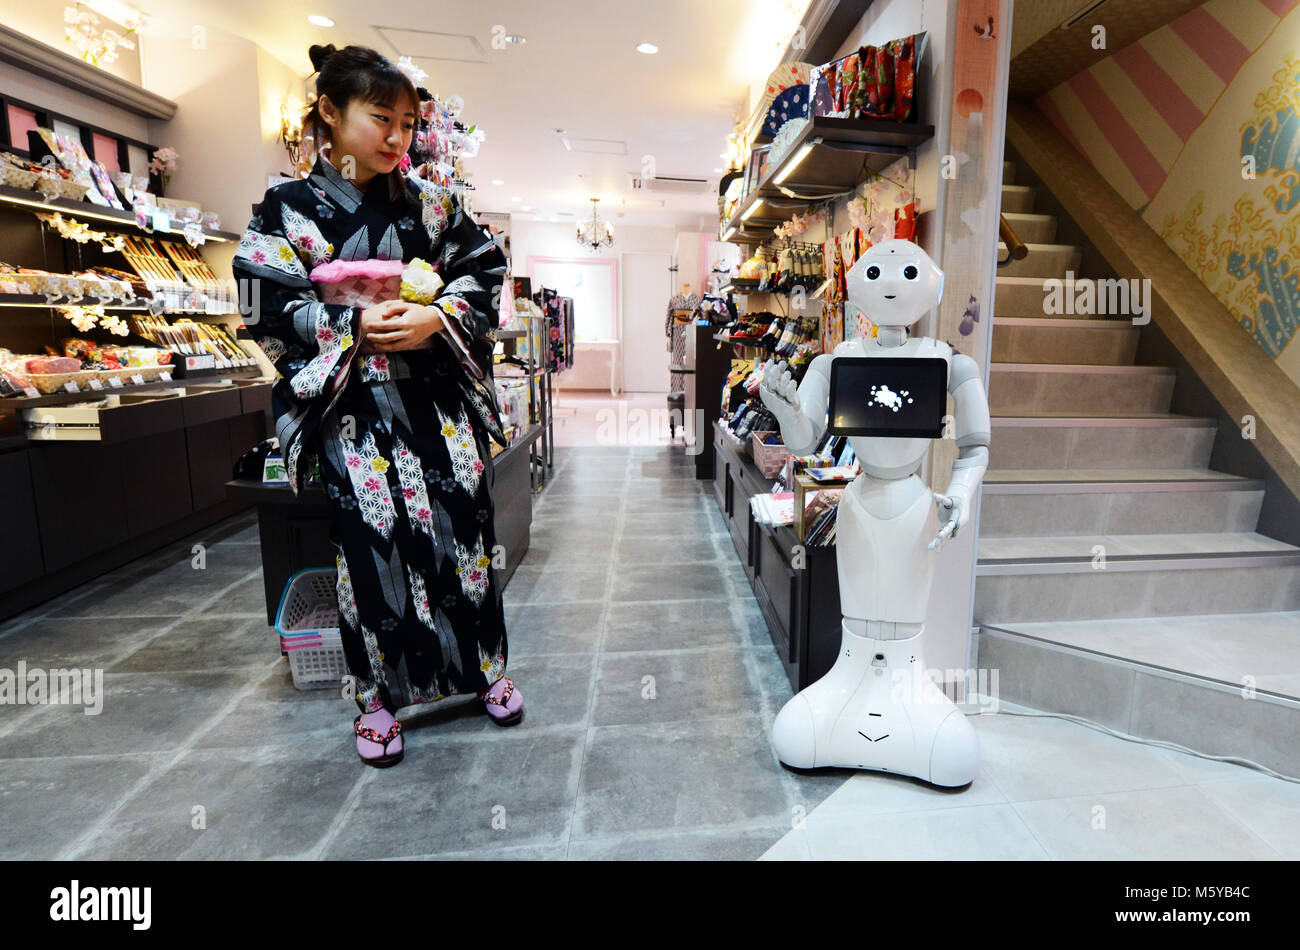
884, 294, 896, 299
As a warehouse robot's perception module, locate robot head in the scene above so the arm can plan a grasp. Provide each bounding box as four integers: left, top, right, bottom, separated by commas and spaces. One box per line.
846, 239, 944, 328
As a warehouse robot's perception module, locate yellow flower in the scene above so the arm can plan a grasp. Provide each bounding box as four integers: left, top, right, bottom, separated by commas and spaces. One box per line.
340, 334, 353, 349
460, 441, 469, 450
480, 658, 492, 672
476, 554, 490, 569
370, 457, 389, 473
277, 245, 296, 262
441, 423, 456, 437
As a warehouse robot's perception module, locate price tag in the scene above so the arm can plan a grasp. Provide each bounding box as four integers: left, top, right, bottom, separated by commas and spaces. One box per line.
130, 373, 145, 385
108, 376, 124, 388
22, 386, 39, 398
159, 371, 172, 382
63, 380, 80, 393
151, 210, 171, 233
88, 378, 104, 390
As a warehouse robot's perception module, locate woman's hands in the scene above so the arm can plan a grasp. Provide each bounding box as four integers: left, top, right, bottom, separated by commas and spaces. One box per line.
358, 300, 445, 353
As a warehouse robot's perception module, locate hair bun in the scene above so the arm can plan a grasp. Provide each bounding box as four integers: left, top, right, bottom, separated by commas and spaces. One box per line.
308, 43, 338, 72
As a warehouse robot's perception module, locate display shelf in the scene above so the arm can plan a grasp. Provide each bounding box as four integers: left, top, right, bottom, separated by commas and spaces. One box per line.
0, 292, 238, 315
494, 328, 526, 340
0, 365, 264, 409
722, 114, 934, 244
0, 184, 241, 242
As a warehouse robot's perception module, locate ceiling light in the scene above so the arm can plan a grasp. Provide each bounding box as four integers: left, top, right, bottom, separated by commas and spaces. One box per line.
307, 14, 334, 27
491, 179, 504, 186
505, 34, 526, 45
636, 42, 659, 54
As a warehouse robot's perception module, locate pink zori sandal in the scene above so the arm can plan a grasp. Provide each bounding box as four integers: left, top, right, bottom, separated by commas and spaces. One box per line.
481, 676, 524, 726
354, 714, 404, 767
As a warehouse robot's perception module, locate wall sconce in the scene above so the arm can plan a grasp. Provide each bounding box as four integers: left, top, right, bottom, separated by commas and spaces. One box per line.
279, 96, 303, 170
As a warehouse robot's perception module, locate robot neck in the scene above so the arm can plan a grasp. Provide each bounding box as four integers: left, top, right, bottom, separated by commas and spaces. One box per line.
876, 326, 907, 348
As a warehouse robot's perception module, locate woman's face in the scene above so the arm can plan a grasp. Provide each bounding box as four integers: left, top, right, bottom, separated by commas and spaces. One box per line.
319, 93, 415, 186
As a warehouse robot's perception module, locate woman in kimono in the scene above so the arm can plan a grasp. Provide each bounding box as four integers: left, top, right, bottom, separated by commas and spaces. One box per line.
233, 44, 523, 767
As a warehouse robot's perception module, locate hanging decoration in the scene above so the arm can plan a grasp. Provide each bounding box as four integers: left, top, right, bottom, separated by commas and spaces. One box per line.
774, 207, 825, 239
63, 5, 147, 67
56, 304, 127, 335
36, 212, 126, 253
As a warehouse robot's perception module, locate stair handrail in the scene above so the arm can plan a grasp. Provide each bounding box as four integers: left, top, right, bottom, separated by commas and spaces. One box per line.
997, 213, 1029, 267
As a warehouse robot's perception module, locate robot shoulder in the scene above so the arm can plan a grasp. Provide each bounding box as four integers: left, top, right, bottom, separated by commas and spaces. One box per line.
947, 351, 982, 392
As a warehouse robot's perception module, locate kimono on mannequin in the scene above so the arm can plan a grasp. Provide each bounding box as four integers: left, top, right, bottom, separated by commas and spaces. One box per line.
232, 151, 511, 713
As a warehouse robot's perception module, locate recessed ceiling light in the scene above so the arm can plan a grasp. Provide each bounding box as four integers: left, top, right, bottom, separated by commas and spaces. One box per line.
307, 14, 334, 27
491, 179, 504, 186
511, 196, 522, 202
636, 42, 659, 54
505, 35, 526, 45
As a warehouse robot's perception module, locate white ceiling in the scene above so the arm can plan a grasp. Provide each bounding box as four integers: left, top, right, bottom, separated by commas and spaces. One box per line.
131, 0, 809, 228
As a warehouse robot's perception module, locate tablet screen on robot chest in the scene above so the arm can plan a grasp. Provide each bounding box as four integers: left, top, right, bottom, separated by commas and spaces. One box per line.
827, 357, 948, 438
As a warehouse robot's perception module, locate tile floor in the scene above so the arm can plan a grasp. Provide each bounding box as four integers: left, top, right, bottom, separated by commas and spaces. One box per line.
0, 396, 1296, 860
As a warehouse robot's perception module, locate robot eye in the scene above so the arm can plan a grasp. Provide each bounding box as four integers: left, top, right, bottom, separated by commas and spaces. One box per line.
865, 265, 881, 280
903, 264, 919, 280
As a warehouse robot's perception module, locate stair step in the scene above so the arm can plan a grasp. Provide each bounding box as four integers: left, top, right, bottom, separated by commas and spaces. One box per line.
1002, 160, 1015, 185
981, 474, 1265, 537
977, 617, 1300, 776
996, 242, 1082, 279
989, 362, 1175, 415
994, 275, 1146, 319
1001, 184, 1035, 213
989, 415, 1217, 470
991, 316, 1140, 365
979, 532, 1297, 561
973, 550, 1300, 621
985, 467, 1256, 483
1001, 210, 1055, 243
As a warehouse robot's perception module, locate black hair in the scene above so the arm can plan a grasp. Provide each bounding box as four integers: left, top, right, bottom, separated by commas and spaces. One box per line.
302, 44, 420, 148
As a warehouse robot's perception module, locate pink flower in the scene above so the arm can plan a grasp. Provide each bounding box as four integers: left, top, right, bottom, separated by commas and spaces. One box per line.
345, 454, 362, 468
421, 596, 429, 610
472, 460, 484, 474
365, 476, 381, 491
403, 487, 417, 499
300, 235, 314, 249
469, 569, 483, 582
251, 250, 266, 263
417, 508, 431, 522
373, 356, 388, 370
317, 328, 334, 342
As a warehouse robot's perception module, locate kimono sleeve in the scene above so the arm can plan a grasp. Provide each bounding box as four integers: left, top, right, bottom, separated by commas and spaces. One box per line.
425, 189, 507, 380
231, 187, 362, 402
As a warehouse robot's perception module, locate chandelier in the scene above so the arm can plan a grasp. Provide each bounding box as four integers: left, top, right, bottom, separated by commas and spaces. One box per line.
575, 198, 614, 251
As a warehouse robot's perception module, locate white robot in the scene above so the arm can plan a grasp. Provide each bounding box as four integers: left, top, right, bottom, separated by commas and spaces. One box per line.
758, 239, 990, 787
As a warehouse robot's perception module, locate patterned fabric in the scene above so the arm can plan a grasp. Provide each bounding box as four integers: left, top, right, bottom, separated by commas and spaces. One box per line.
233, 150, 510, 714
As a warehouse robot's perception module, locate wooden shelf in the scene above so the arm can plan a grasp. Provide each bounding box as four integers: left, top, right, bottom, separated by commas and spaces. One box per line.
0, 184, 241, 242
0, 366, 264, 410
0, 292, 238, 315
722, 114, 934, 244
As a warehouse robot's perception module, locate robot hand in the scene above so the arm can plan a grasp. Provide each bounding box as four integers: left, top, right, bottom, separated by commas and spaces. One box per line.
758, 360, 803, 421
929, 492, 964, 550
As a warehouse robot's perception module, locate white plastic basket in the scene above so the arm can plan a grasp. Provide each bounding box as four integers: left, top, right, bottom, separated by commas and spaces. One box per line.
275, 568, 348, 690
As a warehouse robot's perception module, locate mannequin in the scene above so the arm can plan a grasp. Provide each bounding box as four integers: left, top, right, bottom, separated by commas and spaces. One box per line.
758, 239, 990, 787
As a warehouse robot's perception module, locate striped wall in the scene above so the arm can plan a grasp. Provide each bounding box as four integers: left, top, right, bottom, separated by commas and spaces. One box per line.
1035, 0, 1300, 385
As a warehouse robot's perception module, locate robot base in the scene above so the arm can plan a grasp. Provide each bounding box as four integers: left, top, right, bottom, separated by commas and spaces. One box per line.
772, 624, 978, 787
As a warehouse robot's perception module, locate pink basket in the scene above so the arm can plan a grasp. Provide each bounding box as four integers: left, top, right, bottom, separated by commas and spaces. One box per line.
310, 258, 404, 308
752, 430, 789, 478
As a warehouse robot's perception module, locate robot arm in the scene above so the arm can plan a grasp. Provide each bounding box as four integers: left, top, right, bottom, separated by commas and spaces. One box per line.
758, 354, 833, 455
931, 352, 991, 550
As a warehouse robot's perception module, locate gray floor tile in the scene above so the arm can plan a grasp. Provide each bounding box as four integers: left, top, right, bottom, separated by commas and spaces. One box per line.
572, 716, 789, 838
593, 647, 763, 727
0, 755, 157, 860
0, 671, 257, 759
110, 616, 280, 673
75, 745, 362, 859
504, 600, 605, 654
603, 599, 761, 652
0, 615, 176, 668
567, 824, 791, 860
322, 729, 586, 858
611, 563, 728, 602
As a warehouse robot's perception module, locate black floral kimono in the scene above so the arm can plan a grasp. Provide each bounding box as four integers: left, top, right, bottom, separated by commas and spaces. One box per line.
232, 152, 511, 714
